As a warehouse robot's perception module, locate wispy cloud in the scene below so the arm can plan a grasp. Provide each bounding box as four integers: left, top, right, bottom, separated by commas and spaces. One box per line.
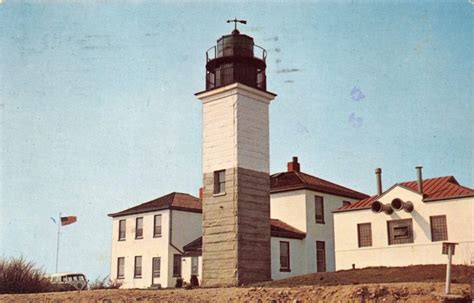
264, 36, 278, 42
276, 68, 300, 74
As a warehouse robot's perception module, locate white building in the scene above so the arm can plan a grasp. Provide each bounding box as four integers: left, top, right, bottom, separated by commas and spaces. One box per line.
108, 192, 202, 288
269, 157, 367, 279
334, 168, 474, 270
180, 157, 367, 285
108, 157, 368, 288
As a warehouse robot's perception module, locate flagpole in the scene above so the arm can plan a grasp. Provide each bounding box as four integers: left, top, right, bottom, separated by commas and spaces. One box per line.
55, 212, 61, 273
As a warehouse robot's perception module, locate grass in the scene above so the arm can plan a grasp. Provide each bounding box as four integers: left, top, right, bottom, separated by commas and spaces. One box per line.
88, 276, 122, 290
0, 257, 52, 294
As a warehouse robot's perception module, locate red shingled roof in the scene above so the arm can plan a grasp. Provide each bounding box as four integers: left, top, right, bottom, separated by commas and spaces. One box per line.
271, 171, 368, 200
270, 218, 306, 239
108, 192, 202, 217
335, 176, 474, 213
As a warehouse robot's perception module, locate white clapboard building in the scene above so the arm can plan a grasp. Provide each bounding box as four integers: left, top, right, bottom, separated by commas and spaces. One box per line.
108, 157, 368, 288
108, 192, 202, 288
333, 167, 474, 270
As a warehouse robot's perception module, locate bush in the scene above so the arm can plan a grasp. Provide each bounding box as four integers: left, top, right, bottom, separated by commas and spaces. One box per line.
89, 276, 122, 290
0, 257, 52, 294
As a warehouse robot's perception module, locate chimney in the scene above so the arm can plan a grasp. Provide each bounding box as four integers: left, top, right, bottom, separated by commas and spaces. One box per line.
416, 166, 423, 194
199, 187, 204, 200
287, 156, 300, 172
375, 168, 382, 196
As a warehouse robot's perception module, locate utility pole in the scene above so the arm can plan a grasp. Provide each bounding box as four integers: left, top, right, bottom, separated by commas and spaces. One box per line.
55, 212, 61, 273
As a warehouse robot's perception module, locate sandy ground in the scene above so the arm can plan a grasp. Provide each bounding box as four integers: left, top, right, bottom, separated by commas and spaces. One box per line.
0, 282, 471, 303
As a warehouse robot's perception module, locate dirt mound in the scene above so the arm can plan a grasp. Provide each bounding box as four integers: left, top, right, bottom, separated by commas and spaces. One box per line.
0, 266, 472, 302
254, 264, 473, 287
0, 283, 471, 303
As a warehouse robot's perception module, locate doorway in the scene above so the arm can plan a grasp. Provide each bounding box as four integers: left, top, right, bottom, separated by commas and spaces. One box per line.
152, 257, 161, 286
316, 241, 326, 272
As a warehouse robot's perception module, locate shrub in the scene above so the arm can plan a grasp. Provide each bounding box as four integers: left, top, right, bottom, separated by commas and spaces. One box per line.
0, 256, 52, 294
89, 276, 122, 290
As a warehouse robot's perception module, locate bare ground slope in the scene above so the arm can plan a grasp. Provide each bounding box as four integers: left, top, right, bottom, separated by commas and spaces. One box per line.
0, 265, 472, 302
254, 264, 473, 287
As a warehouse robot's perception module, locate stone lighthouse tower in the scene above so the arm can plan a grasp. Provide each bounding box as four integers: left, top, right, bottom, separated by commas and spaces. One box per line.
195, 21, 276, 287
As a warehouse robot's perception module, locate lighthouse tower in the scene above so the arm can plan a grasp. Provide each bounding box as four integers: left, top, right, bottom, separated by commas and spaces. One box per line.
196, 22, 276, 286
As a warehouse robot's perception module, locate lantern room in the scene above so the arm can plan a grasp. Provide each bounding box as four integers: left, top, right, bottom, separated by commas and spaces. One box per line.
205, 29, 267, 91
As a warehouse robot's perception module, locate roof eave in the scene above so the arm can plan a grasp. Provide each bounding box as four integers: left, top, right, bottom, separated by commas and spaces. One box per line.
271, 185, 368, 200
271, 232, 306, 240
333, 206, 371, 213
108, 205, 171, 218
423, 194, 474, 202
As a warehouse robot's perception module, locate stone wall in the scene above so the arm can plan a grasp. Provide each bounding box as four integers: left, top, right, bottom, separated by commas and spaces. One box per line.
202, 167, 271, 287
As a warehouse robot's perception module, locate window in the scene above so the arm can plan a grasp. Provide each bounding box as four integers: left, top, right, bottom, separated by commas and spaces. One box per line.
315, 196, 324, 224
173, 254, 182, 277
117, 257, 125, 279
134, 256, 142, 278
152, 257, 161, 278
154, 215, 162, 237
135, 217, 143, 239
343, 201, 351, 207
191, 256, 199, 275
357, 223, 372, 247
316, 241, 326, 272
118, 219, 126, 241
430, 215, 448, 242
279, 241, 290, 272
214, 170, 226, 194
387, 219, 413, 245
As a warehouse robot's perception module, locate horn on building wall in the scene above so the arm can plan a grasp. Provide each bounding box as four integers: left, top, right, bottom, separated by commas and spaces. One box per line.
371, 201, 393, 215
391, 198, 414, 213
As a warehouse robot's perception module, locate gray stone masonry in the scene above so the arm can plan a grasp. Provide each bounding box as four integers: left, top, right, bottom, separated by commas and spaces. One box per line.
202, 167, 271, 287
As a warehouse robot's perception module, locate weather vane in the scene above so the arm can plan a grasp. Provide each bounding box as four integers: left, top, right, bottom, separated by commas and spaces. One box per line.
227, 18, 247, 31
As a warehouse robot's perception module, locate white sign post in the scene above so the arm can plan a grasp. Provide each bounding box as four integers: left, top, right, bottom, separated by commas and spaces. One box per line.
442, 242, 458, 295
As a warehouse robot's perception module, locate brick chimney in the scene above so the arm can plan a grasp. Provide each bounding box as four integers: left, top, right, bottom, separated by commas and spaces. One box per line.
287, 156, 300, 172
199, 187, 204, 200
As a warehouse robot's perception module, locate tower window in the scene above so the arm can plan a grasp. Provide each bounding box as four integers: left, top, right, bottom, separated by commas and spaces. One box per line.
214, 170, 226, 194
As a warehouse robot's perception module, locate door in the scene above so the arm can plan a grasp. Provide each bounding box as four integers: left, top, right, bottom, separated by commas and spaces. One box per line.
316, 241, 326, 272
152, 257, 161, 285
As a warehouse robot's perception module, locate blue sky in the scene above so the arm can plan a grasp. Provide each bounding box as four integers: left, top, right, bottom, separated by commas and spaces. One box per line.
1, 1, 472, 279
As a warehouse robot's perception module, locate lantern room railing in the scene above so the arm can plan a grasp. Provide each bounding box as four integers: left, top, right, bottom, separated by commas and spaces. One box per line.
206, 43, 267, 63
